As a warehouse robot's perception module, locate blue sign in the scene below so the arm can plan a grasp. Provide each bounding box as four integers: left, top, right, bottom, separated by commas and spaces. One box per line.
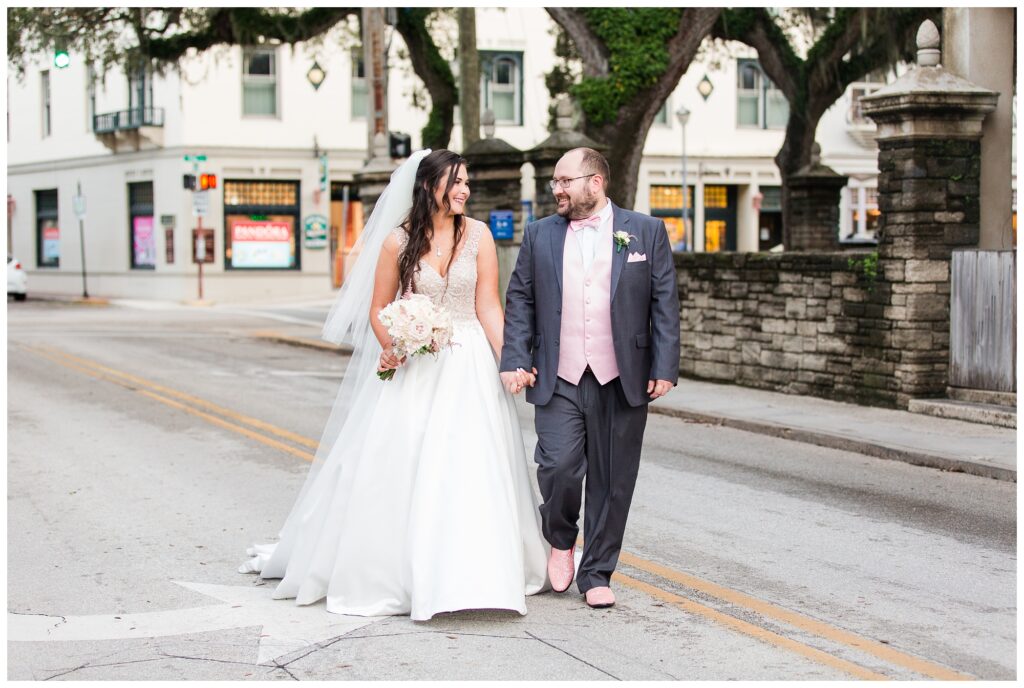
489, 210, 514, 240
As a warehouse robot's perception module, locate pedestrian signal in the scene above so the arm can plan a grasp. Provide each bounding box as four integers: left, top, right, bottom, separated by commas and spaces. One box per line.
183, 174, 197, 190
199, 174, 217, 190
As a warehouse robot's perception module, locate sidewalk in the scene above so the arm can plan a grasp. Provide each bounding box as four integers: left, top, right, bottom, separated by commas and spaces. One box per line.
651, 380, 1016, 482
234, 320, 1017, 483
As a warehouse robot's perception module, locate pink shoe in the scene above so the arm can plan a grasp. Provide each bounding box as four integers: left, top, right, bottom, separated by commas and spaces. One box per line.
547, 545, 575, 593
585, 586, 615, 609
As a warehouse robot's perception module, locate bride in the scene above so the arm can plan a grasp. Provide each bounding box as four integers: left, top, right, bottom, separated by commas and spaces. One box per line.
240, 149, 549, 620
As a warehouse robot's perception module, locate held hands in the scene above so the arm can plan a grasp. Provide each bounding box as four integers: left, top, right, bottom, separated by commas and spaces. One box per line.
500, 367, 537, 395
648, 379, 674, 399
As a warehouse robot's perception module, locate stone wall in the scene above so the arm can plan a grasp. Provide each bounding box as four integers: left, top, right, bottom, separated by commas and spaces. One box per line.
676, 251, 898, 407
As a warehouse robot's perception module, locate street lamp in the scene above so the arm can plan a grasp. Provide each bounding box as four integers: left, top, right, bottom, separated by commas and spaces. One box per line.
676, 105, 691, 252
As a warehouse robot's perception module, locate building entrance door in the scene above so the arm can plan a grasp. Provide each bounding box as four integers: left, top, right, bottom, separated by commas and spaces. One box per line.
703, 185, 737, 252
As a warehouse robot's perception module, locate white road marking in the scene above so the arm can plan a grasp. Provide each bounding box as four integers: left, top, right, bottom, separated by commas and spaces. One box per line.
8, 580, 383, 666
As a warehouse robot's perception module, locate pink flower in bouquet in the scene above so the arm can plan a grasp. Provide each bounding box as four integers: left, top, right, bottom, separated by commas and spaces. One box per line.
377, 294, 455, 380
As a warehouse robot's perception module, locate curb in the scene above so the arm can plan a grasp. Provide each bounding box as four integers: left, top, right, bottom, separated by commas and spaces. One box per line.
648, 405, 1016, 483
252, 330, 1015, 483
250, 331, 353, 355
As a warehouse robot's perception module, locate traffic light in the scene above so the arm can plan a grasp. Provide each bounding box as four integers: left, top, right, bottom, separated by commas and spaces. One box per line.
199, 173, 217, 190
389, 131, 411, 159
53, 45, 70, 69
183, 174, 197, 190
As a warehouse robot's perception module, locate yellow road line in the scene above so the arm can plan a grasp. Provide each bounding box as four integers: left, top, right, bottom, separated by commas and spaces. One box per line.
30, 345, 319, 450
611, 570, 889, 680
26, 344, 974, 681
616, 550, 972, 681
26, 347, 316, 463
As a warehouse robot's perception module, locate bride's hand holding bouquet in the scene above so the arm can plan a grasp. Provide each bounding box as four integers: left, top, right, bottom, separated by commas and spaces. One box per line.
376, 293, 454, 380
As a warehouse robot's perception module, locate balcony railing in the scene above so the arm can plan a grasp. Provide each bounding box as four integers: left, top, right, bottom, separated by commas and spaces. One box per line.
93, 107, 165, 134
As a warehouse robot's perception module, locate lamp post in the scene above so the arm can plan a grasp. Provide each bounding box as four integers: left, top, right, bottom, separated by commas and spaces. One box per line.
675, 105, 691, 251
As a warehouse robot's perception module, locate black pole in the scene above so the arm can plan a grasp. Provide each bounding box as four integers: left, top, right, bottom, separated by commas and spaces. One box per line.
77, 181, 89, 298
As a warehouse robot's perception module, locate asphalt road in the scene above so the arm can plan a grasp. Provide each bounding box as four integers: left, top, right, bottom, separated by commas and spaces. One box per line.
6, 299, 1016, 680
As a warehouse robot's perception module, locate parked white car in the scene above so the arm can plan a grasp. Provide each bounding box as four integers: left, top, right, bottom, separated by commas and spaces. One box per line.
7, 254, 27, 300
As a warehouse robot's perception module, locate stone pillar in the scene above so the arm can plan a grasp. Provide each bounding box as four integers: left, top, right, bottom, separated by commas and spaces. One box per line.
463, 110, 524, 303
524, 96, 607, 220
861, 20, 997, 407
785, 144, 847, 251
942, 8, 1014, 249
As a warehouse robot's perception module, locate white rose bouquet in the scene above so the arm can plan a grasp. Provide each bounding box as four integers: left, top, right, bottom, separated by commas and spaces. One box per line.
376, 293, 454, 380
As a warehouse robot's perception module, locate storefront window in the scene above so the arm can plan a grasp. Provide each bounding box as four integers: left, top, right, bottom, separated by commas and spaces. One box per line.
649, 184, 692, 252
128, 182, 156, 269
223, 180, 300, 270
35, 189, 59, 267
847, 184, 880, 241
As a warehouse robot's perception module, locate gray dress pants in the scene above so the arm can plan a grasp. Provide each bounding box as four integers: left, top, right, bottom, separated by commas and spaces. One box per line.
533, 370, 649, 593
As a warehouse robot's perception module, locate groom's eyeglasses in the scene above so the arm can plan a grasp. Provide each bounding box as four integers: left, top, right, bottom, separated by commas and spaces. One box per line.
548, 174, 596, 191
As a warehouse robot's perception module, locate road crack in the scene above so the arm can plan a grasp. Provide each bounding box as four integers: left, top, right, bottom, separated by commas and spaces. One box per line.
524, 631, 621, 680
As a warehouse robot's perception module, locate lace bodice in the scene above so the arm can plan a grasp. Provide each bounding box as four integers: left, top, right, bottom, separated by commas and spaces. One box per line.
393, 221, 483, 323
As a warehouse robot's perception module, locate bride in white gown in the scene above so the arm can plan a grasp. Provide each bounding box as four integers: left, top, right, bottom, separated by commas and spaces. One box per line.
240, 149, 549, 620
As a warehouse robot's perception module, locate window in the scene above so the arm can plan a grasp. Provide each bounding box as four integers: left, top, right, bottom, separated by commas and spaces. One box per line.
654, 100, 669, 126
846, 184, 880, 241
480, 51, 522, 125
847, 83, 884, 125
736, 59, 788, 129
351, 50, 367, 120
649, 185, 693, 252
86, 64, 97, 131
35, 189, 59, 267
129, 182, 156, 269
242, 47, 278, 117
41, 70, 51, 137
223, 180, 301, 270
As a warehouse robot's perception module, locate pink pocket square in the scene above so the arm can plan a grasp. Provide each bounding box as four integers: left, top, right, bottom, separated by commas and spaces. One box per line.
627, 252, 647, 263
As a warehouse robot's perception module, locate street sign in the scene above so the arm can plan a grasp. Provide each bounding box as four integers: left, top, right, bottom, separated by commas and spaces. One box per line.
303, 214, 328, 249
489, 210, 514, 240
73, 195, 86, 219
193, 190, 210, 217
192, 228, 214, 264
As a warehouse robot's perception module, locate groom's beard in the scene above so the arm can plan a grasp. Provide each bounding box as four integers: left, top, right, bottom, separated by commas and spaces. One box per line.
556, 188, 600, 219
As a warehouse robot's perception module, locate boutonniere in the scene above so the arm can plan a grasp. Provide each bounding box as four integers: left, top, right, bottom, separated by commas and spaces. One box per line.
613, 231, 636, 254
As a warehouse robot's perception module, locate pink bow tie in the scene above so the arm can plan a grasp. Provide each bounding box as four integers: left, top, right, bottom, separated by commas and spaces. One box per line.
569, 216, 600, 232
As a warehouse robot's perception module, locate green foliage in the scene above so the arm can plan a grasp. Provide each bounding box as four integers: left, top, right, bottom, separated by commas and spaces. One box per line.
547, 8, 682, 127
848, 251, 880, 292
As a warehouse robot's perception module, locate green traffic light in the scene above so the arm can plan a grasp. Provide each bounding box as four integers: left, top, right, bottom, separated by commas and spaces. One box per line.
54, 50, 70, 69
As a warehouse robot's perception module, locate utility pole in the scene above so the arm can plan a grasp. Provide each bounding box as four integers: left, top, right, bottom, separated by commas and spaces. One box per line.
362, 7, 389, 161
458, 8, 480, 150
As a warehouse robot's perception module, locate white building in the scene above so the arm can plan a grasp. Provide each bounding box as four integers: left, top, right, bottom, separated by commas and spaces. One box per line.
7, 9, 1011, 302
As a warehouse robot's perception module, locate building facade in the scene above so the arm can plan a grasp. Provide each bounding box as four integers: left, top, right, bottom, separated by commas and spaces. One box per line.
6, 9, 1014, 302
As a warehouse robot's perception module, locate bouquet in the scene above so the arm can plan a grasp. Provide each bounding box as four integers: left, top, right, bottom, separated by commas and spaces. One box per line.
376, 293, 454, 380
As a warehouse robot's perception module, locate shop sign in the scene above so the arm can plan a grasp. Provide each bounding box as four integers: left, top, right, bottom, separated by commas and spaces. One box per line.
42, 224, 60, 263
133, 216, 157, 268
303, 214, 329, 249
231, 220, 292, 268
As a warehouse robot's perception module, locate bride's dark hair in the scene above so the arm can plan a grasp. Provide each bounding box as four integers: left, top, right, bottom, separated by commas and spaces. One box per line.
398, 149, 467, 294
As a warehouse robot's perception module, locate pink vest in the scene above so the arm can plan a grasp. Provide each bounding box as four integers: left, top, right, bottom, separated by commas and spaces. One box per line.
557, 225, 620, 385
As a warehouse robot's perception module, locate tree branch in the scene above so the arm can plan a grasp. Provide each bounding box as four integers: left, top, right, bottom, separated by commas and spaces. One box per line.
715, 9, 802, 104
546, 8, 609, 78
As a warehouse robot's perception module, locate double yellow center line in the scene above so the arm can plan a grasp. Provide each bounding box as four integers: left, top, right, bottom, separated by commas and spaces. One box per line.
24, 344, 973, 681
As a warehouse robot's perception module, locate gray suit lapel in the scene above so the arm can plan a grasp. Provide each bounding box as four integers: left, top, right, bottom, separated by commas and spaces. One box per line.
610, 203, 630, 299
550, 215, 568, 297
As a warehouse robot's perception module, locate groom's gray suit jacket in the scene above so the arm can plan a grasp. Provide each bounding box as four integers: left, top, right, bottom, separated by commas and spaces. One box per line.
500, 202, 681, 408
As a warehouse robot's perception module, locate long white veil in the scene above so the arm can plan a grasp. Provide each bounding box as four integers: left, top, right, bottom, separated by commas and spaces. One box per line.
276, 150, 429, 535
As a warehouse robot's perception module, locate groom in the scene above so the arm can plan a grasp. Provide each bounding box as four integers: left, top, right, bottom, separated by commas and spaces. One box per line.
500, 147, 680, 609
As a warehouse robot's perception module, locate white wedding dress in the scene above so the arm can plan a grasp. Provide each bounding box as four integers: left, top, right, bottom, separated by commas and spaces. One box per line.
240, 221, 549, 620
